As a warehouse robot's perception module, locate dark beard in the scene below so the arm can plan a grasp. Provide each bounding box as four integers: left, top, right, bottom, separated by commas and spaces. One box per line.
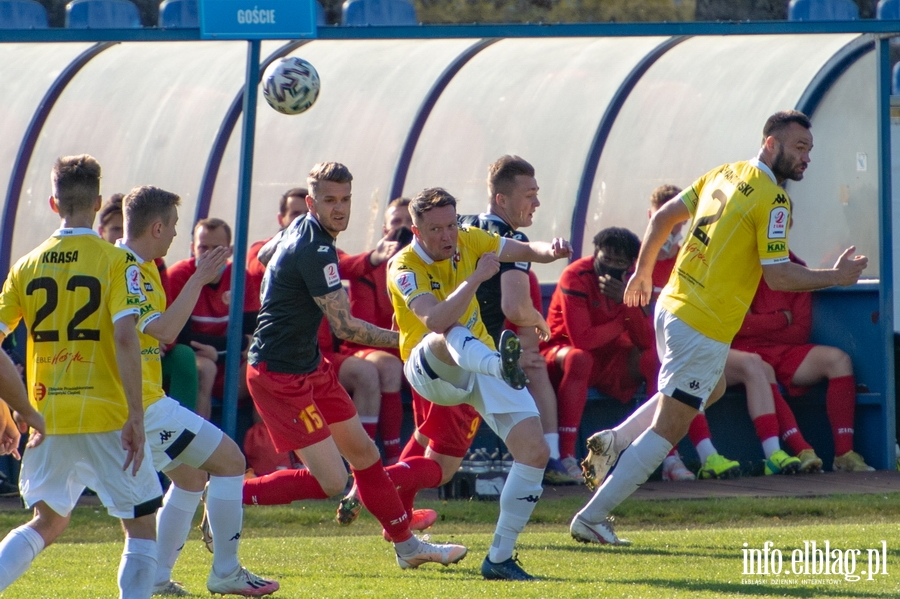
771, 147, 803, 182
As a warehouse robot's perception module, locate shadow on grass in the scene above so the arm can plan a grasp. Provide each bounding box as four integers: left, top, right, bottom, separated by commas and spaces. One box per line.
616, 578, 890, 597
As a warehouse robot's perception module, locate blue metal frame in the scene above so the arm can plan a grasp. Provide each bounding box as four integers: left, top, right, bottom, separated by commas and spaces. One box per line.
570, 35, 687, 258
220, 39, 261, 438
196, 39, 312, 223
2, 19, 896, 447
0, 41, 115, 277
795, 34, 875, 117
389, 37, 499, 201
5, 20, 900, 43
876, 36, 896, 469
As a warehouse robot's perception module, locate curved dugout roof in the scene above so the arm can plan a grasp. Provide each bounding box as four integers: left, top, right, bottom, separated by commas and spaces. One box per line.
0, 33, 880, 281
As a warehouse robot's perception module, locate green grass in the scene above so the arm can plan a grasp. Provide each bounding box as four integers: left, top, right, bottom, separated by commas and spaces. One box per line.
1, 493, 899, 598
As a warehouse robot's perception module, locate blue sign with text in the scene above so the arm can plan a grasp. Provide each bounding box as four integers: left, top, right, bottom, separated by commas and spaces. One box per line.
199, 0, 317, 39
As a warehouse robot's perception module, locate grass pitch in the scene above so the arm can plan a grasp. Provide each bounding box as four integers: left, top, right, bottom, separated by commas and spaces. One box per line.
0, 493, 898, 598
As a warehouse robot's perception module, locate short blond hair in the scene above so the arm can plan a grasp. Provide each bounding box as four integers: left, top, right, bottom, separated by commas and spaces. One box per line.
123, 186, 180, 237
307, 162, 352, 198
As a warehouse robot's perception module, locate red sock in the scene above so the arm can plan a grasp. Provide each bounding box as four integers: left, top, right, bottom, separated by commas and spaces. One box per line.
399, 434, 426, 460
687, 413, 712, 446
556, 348, 591, 458
752, 413, 779, 443
772, 385, 812, 454
242, 469, 328, 505
361, 420, 378, 440
386, 456, 443, 515
379, 391, 403, 464
353, 461, 411, 542
826, 375, 856, 455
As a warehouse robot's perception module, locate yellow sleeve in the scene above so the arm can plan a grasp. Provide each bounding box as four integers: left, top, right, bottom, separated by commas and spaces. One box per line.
756, 190, 791, 265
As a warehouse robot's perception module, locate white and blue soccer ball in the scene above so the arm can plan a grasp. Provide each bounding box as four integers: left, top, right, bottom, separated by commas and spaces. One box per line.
262, 56, 320, 115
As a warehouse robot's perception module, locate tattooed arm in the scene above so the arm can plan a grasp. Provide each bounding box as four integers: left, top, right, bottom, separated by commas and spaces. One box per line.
314, 288, 399, 348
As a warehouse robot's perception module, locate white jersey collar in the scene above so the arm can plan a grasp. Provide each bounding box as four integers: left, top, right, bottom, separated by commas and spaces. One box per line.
750, 156, 778, 184
54, 227, 99, 238
114, 240, 145, 264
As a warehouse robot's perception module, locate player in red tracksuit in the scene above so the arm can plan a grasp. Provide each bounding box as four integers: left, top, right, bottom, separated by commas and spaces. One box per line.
541, 227, 658, 467
164, 218, 257, 420
732, 252, 873, 472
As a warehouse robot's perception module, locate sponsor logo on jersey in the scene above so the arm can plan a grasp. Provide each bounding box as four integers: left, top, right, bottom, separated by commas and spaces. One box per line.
767, 242, 786, 253
126, 265, 147, 301
139, 303, 156, 317
144, 282, 153, 292
40, 250, 78, 264
33, 382, 46, 402
768, 207, 789, 239
396, 272, 417, 297
323, 263, 340, 287
141, 346, 161, 355
318, 245, 331, 253
772, 194, 788, 205
431, 281, 441, 290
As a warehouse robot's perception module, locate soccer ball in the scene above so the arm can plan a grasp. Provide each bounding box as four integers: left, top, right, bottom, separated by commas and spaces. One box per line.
262, 56, 320, 115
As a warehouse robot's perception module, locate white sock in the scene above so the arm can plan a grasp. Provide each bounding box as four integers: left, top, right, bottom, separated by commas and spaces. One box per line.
489, 462, 543, 563
695, 438, 716, 463
0, 525, 44, 591
444, 326, 500, 377
613, 394, 658, 451
761, 437, 781, 459
576, 429, 671, 524
544, 433, 560, 460
207, 475, 244, 578
118, 537, 157, 599
393, 536, 421, 557
155, 485, 203, 585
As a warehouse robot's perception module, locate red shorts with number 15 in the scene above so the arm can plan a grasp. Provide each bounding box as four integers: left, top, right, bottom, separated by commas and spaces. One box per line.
247, 358, 357, 454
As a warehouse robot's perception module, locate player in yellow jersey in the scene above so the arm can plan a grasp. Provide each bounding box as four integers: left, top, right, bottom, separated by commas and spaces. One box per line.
117, 186, 279, 597
0, 155, 164, 599
388, 187, 572, 581
570, 111, 868, 546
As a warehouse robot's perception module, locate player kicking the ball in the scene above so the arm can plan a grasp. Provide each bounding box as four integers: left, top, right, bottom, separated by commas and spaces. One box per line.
118, 185, 278, 596
388, 187, 572, 580
243, 163, 466, 570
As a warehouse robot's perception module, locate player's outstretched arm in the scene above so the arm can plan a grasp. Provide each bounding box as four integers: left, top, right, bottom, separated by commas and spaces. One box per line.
625, 198, 691, 308
315, 288, 399, 348
114, 315, 145, 475
500, 237, 572, 264
144, 246, 230, 344
762, 247, 867, 292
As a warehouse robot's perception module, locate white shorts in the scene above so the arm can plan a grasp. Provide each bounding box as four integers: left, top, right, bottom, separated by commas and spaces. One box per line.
404, 343, 539, 442
654, 307, 729, 412
19, 432, 163, 520
145, 396, 223, 473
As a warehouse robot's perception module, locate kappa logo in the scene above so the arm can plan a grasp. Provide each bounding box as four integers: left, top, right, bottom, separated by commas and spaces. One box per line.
689, 380, 700, 390
772, 194, 788, 205
317, 245, 330, 253
462, 336, 477, 348
159, 429, 178, 444
518, 495, 541, 503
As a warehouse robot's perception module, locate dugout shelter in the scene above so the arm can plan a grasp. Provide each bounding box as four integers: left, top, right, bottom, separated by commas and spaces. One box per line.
0, 17, 896, 468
